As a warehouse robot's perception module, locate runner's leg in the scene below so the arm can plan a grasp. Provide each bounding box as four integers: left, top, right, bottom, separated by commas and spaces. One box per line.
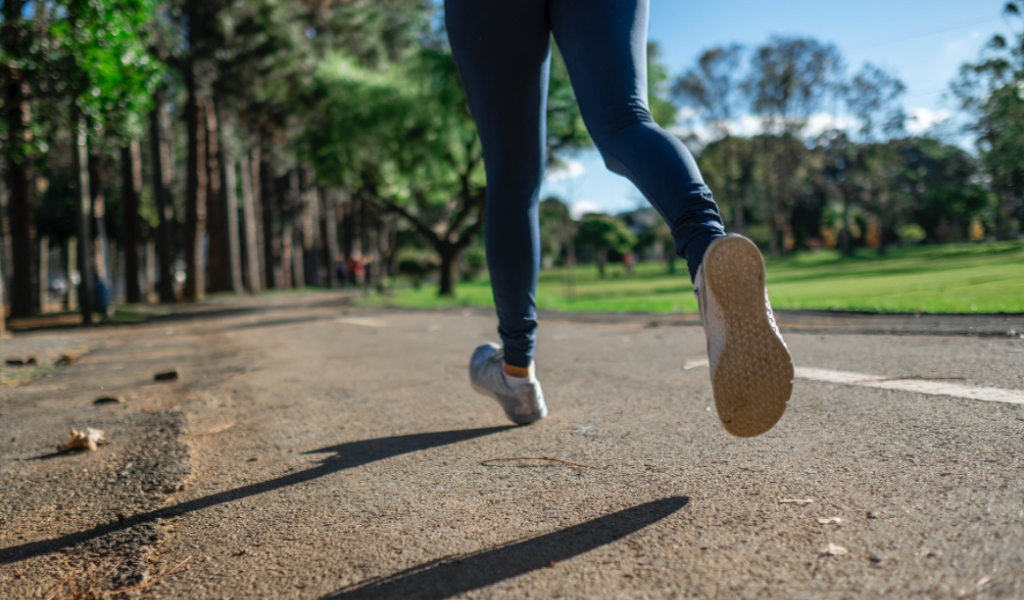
445, 0, 550, 369
549, 0, 726, 280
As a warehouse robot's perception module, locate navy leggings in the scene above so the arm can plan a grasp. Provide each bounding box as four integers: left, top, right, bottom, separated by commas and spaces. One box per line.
446, 0, 726, 368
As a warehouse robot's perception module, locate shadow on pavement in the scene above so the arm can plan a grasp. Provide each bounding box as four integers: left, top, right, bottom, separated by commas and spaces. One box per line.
324, 497, 690, 600
0, 427, 510, 565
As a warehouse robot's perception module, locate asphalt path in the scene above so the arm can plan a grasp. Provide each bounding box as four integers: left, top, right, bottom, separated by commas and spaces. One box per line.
1, 293, 1022, 599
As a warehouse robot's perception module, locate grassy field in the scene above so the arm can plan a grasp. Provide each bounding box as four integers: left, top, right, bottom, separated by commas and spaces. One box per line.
360, 241, 1024, 314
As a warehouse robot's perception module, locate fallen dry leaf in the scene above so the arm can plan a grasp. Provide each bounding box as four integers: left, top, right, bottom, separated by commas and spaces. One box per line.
58, 428, 108, 452
817, 517, 843, 525
779, 498, 815, 505
822, 543, 849, 556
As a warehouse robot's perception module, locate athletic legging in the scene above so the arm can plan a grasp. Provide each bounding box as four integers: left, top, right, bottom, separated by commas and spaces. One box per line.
446, 0, 726, 368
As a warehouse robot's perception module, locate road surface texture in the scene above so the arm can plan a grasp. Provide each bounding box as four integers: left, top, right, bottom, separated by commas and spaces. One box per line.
1, 292, 1022, 599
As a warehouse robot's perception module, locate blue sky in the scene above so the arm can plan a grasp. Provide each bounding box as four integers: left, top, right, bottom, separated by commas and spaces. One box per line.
542, 0, 1013, 217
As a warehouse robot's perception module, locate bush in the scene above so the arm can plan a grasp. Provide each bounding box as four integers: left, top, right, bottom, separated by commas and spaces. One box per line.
398, 257, 438, 289
898, 223, 927, 245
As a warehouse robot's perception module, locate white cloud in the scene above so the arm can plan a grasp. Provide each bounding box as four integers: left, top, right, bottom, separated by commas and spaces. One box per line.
680, 112, 854, 143
545, 159, 586, 182
907, 107, 952, 134
569, 199, 603, 220
804, 113, 857, 137
946, 29, 984, 54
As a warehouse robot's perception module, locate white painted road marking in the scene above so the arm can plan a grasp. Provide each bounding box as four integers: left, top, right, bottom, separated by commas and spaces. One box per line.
794, 366, 1024, 406
685, 359, 1024, 405
684, 358, 710, 370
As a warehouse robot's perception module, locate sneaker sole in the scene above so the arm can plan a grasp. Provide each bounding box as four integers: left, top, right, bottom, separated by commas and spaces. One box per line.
703, 235, 794, 437
471, 383, 548, 425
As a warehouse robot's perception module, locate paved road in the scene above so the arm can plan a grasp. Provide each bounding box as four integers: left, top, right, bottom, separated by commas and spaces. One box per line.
1, 293, 1022, 599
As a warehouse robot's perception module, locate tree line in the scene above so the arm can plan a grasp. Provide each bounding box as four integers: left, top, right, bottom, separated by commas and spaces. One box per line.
670, 23, 1020, 258
1, 2, 1021, 327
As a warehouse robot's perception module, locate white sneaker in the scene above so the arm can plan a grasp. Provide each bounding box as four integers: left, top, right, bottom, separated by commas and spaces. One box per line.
694, 234, 793, 437
469, 343, 548, 425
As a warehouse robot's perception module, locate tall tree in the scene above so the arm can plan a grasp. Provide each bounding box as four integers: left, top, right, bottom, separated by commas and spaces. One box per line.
674, 45, 747, 231
55, 0, 163, 317
744, 36, 844, 255
2, 0, 37, 317
952, 2, 1024, 239
305, 49, 487, 296
121, 141, 144, 302
149, 90, 177, 301
846, 63, 907, 142
574, 215, 637, 279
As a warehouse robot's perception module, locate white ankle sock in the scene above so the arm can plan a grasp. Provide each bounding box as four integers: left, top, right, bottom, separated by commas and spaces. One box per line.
503, 373, 529, 388
503, 364, 535, 388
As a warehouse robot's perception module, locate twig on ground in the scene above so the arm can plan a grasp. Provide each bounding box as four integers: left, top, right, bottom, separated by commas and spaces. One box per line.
104, 555, 193, 596
42, 571, 74, 600
957, 566, 1024, 599
188, 422, 236, 437
93, 559, 124, 587
45, 556, 191, 599
481, 456, 598, 469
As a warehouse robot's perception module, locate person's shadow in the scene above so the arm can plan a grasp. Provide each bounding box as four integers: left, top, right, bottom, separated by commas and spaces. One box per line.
323, 496, 690, 600
0, 426, 511, 565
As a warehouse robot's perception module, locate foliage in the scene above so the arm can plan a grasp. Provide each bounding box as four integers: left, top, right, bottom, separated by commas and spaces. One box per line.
539, 196, 574, 265
575, 215, 637, 256
49, 0, 164, 137
949, 0, 1024, 239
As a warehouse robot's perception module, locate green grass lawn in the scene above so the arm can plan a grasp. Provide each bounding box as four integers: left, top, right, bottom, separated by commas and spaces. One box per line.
361, 241, 1024, 315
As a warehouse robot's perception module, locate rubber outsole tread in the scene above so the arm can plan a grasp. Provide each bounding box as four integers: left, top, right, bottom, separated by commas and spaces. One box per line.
703, 236, 794, 437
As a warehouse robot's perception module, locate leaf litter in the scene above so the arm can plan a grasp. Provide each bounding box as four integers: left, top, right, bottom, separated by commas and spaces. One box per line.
58, 428, 108, 453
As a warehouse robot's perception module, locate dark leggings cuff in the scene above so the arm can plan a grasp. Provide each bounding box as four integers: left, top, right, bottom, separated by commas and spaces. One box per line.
682, 230, 725, 282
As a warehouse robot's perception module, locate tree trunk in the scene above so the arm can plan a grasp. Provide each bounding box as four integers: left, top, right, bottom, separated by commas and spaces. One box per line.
438, 246, 458, 297
249, 146, 264, 289
0, 255, 4, 335
341, 194, 354, 262
206, 99, 233, 293
122, 142, 143, 302
222, 155, 243, 293
88, 139, 111, 289
150, 94, 177, 302
278, 171, 300, 289
260, 150, 279, 289
184, 77, 208, 301
144, 241, 156, 300
292, 237, 305, 289
72, 105, 94, 324
38, 236, 48, 312
321, 189, 340, 288
240, 153, 262, 293
66, 238, 78, 311
376, 218, 397, 291
298, 170, 321, 286
840, 190, 853, 257
110, 241, 122, 303
4, 61, 35, 317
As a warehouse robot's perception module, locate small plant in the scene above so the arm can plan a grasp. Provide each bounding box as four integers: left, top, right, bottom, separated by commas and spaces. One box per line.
898, 223, 927, 245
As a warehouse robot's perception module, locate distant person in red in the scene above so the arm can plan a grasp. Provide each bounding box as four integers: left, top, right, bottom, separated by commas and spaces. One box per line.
347, 254, 366, 286
449, 0, 794, 437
